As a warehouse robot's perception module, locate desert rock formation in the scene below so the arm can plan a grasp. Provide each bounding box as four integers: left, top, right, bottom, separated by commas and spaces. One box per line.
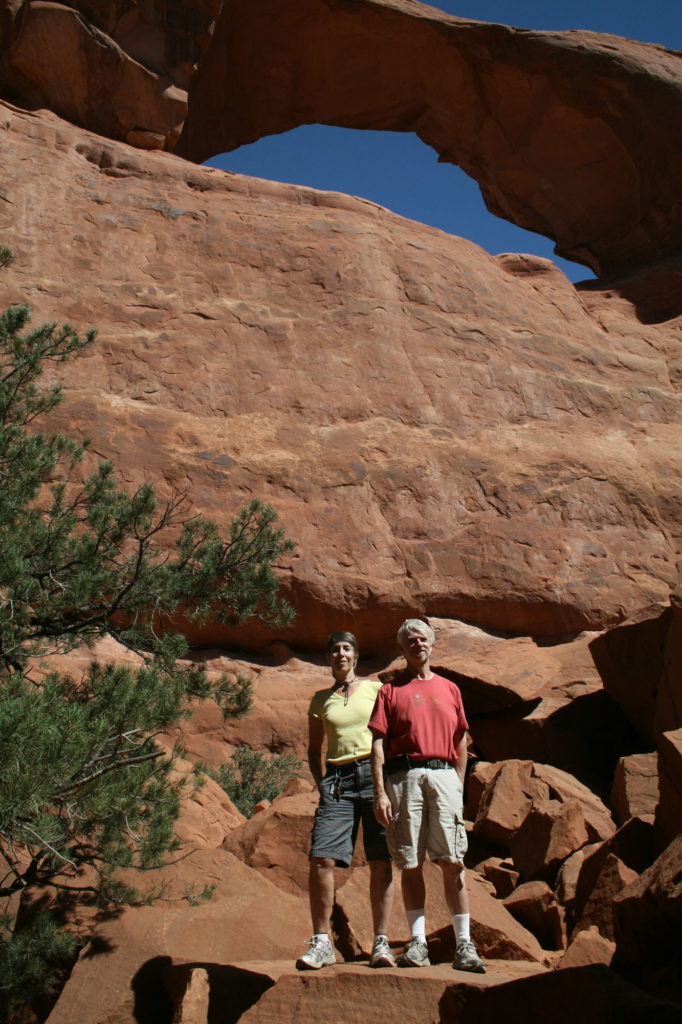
1, 103, 681, 653
181, 0, 682, 280
0, 1, 681, 1022
3, 0, 682, 278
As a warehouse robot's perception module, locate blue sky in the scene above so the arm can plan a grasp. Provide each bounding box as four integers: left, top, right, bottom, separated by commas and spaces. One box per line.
206, 2, 681, 283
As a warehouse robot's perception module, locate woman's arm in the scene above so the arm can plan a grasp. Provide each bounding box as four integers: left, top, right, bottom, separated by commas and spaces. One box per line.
307, 714, 326, 787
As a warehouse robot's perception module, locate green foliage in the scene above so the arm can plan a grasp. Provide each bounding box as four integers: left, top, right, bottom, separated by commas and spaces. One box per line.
0, 250, 294, 1014
0, 912, 76, 1010
212, 747, 303, 818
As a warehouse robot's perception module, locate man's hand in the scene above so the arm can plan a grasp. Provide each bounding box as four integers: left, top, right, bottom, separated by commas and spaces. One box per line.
373, 791, 394, 827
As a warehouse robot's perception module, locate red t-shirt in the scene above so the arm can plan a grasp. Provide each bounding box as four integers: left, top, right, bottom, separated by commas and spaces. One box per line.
368, 672, 469, 763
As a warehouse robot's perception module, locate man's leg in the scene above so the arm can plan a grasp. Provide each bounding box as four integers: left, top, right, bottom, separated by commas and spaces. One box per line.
439, 861, 485, 974
397, 865, 430, 966
383, 770, 431, 967
439, 859, 468, 916
427, 767, 485, 974
401, 864, 426, 919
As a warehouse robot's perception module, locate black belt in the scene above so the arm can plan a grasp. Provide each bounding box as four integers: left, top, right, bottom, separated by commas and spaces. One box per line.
326, 756, 370, 771
384, 756, 455, 774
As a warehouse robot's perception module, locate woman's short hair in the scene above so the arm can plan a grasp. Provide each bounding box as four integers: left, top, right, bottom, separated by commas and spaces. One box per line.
326, 630, 359, 661
396, 618, 435, 647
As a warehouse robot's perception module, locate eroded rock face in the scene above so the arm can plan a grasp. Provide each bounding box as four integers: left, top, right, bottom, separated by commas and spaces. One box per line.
440, 964, 682, 1024
1, 7, 681, 1014
3, 2, 681, 278
613, 835, 682, 1004
180, 0, 682, 278
44, 849, 312, 1024
1, 104, 681, 652
0, 0, 217, 148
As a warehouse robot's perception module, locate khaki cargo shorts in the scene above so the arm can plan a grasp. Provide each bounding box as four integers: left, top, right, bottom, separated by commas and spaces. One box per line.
384, 765, 468, 870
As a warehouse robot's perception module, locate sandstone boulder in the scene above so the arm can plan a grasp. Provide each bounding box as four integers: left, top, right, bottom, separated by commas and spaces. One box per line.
656, 728, 682, 848
440, 964, 682, 1024
473, 761, 550, 845
222, 789, 318, 896
509, 799, 589, 882
463, 760, 499, 822
236, 961, 548, 1024
175, 648, 321, 767
557, 926, 615, 970
434, 626, 640, 790
172, 757, 246, 848
473, 760, 615, 851
613, 834, 682, 1004
502, 881, 566, 950
571, 817, 656, 933
554, 844, 602, 910
431, 620, 564, 712
575, 816, 656, 895
611, 752, 659, 826
573, 854, 639, 940
476, 858, 520, 899
469, 688, 641, 794
529, 764, 616, 842
589, 602, 678, 746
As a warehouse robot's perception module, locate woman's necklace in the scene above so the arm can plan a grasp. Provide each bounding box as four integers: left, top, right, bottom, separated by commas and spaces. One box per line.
337, 676, 357, 706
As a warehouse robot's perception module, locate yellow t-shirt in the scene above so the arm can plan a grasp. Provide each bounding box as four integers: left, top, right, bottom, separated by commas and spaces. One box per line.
308, 679, 383, 764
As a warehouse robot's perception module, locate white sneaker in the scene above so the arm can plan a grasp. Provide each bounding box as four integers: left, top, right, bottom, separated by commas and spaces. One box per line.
369, 935, 395, 968
398, 937, 430, 967
452, 939, 486, 973
296, 936, 337, 970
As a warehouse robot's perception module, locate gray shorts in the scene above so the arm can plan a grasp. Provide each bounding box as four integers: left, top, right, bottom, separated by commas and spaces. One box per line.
310, 759, 391, 868
384, 765, 468, 870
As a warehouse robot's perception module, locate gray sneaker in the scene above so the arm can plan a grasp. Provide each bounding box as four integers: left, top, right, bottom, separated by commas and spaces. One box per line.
296, 936, 336, 970
452, 939, 486, 974
369, 935, 395, 968
398, 937, 430, 967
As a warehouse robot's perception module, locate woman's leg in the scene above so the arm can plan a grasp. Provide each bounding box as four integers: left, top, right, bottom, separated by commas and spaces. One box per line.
369, 859, 394, 935
309, 856, 336, 934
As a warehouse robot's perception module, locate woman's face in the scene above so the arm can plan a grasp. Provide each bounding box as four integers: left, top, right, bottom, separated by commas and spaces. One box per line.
328, 641, 357, 679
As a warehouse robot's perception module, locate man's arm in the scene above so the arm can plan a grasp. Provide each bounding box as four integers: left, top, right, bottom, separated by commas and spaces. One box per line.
370, 731, 393, 826
307, 715, 325, 787
455, 731, 468, 787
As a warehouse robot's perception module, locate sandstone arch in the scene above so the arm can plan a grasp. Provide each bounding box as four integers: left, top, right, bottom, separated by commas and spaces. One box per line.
178, 0, 682, 278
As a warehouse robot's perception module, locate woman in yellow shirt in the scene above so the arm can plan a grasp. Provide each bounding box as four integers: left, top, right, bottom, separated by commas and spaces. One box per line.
296, 631, 394, 970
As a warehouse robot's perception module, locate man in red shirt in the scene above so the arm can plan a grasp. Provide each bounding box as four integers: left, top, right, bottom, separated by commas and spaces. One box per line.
369, 618, 485, 972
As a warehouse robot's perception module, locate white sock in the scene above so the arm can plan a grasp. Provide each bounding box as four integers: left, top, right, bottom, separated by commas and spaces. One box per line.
452, 913, 470, 946
405, 909, 426, 942
313, 932, 331, 944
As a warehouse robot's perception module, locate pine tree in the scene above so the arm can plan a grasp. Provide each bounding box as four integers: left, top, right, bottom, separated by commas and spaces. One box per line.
0, 248, 294, 1014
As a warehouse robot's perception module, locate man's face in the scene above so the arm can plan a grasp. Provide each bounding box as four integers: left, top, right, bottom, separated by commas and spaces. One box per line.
400, 630, 432, 669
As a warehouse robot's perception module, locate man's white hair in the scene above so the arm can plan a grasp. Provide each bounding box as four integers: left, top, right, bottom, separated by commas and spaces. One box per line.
396, 618, 435, 647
